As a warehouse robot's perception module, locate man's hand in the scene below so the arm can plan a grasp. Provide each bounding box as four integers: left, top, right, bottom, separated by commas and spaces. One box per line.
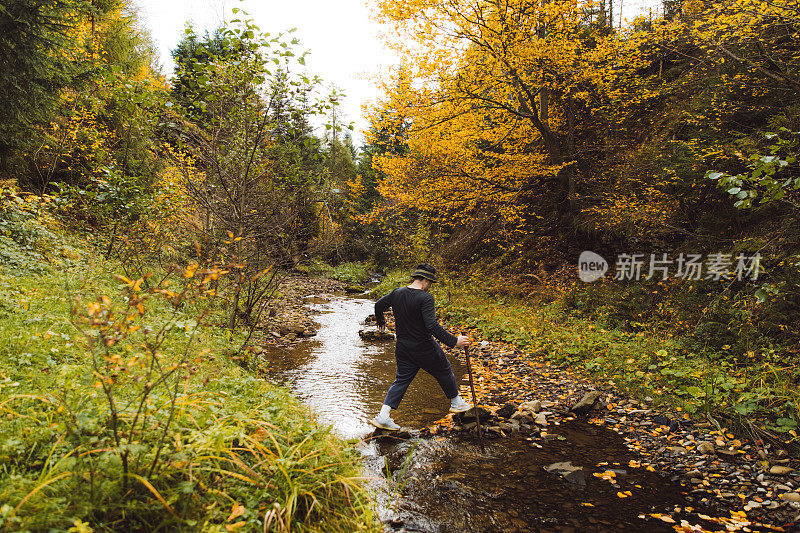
378, 324, 386, 332
455, 335, 470, 348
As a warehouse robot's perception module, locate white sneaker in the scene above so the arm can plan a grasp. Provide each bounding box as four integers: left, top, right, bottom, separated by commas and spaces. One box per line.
449, 398, 472, 413
371, 415, 401, 431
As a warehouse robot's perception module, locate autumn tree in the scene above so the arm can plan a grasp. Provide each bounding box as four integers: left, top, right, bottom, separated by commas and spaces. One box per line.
369, 0, 629, 265
166, 16, 329, 329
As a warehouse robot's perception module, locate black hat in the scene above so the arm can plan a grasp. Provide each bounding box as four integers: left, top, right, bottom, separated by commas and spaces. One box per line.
411, 263, 437, 283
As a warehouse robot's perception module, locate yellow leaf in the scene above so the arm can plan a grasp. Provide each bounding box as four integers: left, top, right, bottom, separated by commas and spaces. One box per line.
184, 263, 199, 278
225, 521, 247, 532
649, 513, 675, 524
227, 503, 245, 522
69, 519, 94, 533
617, 491, 629, 498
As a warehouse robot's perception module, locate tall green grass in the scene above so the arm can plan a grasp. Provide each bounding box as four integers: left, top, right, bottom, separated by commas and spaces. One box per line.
0, 190, 377, 532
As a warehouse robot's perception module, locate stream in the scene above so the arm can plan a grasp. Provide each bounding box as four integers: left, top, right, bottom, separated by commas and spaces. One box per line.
259, 293, 754, 532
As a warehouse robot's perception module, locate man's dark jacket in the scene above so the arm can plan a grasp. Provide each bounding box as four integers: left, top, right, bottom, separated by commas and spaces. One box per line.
374, 287, 457, 362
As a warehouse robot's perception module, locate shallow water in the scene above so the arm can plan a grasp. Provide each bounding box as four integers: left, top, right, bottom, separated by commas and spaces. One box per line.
261, 294, 466, 439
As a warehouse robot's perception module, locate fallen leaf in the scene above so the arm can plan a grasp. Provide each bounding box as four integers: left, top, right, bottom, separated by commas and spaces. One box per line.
649, 513, 676, 524
227, 503, 245, 522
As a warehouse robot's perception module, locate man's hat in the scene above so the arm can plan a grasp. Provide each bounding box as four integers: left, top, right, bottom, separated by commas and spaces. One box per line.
411, 264, 437, 283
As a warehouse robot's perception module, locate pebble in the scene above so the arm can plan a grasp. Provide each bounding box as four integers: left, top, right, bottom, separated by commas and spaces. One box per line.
519, 400, 542, 413
697, 441, 715, 455
771, 466, 795, 475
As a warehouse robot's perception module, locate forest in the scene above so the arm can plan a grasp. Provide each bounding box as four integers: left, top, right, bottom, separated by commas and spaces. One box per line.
0, 0, 798, 530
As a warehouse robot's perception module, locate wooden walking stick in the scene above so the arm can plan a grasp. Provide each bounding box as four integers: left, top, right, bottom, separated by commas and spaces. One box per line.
462, 334, 485, 453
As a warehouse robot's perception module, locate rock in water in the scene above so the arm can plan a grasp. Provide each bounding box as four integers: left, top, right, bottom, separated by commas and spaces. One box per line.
344, 284, 366, 293
544, 461, 586, 487
770, 465, 795, 475
370, 428, 413, 441
570, 391, 602, 415
358, 328, 395, 341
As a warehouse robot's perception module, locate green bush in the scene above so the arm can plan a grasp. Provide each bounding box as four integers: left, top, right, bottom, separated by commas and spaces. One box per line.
0, 187, 80, 273
303, 260, 375, 285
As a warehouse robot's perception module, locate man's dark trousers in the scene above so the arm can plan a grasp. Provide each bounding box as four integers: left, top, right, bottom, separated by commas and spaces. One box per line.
375, 286, 460, 409
383, 339, 459, 409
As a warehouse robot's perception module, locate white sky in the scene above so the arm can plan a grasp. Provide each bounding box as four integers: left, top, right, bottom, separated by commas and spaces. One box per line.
132, 0, 658, 147
132, 0, 400, 146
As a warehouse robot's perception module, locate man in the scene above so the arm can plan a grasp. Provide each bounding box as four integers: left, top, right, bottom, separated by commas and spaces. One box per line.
371, 263, 471, 431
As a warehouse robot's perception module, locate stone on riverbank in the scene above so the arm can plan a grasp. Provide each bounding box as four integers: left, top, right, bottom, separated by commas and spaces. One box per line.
496, 402, 518, 418
520, 400, 542, 414
279, 324, 307, 336
454, 406, 492, 423
697, 441, 716, 455
570, 391, 602, 415
358, 328, 395, 341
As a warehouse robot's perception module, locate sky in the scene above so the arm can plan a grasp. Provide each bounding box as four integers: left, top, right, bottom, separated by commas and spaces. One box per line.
132, 0, 659, 147
132, 0, 400, 145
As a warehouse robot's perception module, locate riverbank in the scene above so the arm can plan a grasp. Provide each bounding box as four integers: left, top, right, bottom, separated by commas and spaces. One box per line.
0, 231, 377, 531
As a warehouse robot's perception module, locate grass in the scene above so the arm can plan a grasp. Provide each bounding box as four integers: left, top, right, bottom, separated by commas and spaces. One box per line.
366, 269, 408, 298
0, 190, 377, 532
300, 260, 374, 285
